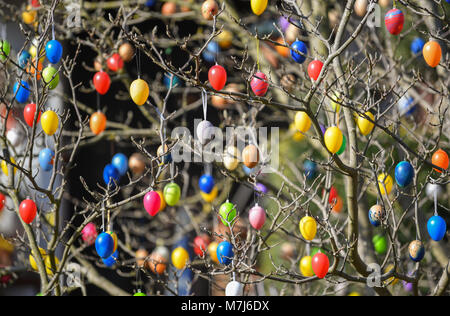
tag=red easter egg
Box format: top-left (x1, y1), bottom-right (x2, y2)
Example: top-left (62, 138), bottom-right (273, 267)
top-left (107, 53), bottom-right (124, 72)
top-left (193, 235), bottom-right (211, 257)
top-left (312, 252), bottom-right (329, 279)
top-left (249, 204), bottom-right (266, 230)
top-left (23, 103), bottom-right (41, 127)
top-left (385, 8), bottom-right (404, 35)
top-left (208, 65), bottom-right (227, 91)
top-left (432, 149), bottom-right (449, 173)
top-left (19, 199), bottom-right (37, 224)
top-left (0, 193), bottom-right (5, 212)
top-left (328, 186), bottom-right (338, 204)
top-left (31, 0), bottom-right (40, 8)
top-left (308, 60), bottom-right (323, 81)
top-left (250, 72), bottom-right (269, 96)
top-left (93, 71), bottom-right (111, 95)
top-left (143, 191), bottom-right (161, 216)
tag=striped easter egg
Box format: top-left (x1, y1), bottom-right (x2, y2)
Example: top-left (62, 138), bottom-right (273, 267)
top-left (250, 72), bottom-right (269, 96)
top-left (385, 8), bottom-right (404, 35)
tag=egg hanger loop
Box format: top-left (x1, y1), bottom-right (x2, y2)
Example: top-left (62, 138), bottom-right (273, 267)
top-left (101, 200), bottom-right (105, 232)
top-left (205, 162), bottom-right (212, 176)
top-left (0, 22), bottom-right (6, 40)
top-left (434, 187), bottom-right (438, 216)
top-left (202, 88), bottom-right (208, 121)
top-left (51, 9), bottom-right (55, 40)
top-left (96, 92), bottom-right (101, 112)
top-left (306, 243), bottom-right (310, 256)
top-left (136, 46), bottom-right (142, 79)
top-left (255, 37), bottom-right (260, 72)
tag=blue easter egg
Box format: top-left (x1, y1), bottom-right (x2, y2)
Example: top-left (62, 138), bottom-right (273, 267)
top-left (395, 161), bottom-right (414, 187)
top-left (291, 41), bottom-right (307, 64)
top-left (303, 160), bottom-right (317, 180)
top-left (427, 216), bottom-right (446, 241)
top-left (199, 174), bottom-right (215, 194)
top-left (203, 42), bottom-right (219, 63)
top-left (145, 0), bottom-right (156, 7)
top-left (112, 153), bottom-right (128, 176)
top-left (410, 37), bottom-right (425, 55)
top-left (164, 73), bottom-right (181, 89)
top-left (398, 95), bottom-right (416, 116)
top-left (217, 241), bottom-right (234, 265)
top-left (13, 80), bottom-right (31, 103)
top-left (103, 164), bottom-right (120, 187)
top-left (95, 232), bottom-right (115, 259)
top-left (18, 51), bottom-right (31, 68)
top-left (39, 148), bottom-right (55, 171)
top-left (45, 40), bottom-right (63, 64)
top-left (368, 205), bottom-right (384, 227)
top-left (408, 241), bottom-right (425, 262)
top-left (102, 250), bottom-right (119, 267)
top-left (243, 165), bottom-right (254, 175)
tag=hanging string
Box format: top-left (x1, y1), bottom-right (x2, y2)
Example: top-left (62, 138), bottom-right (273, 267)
top-left (96, 93), bottom-right (101, 112)
top-left (0, 23), bottom-right (6, 40)
top-left (107, 210), bottom-right (111, 231)
top-left (306, 243), bottom-right (310, 256)
top-left (51, 9), bottom-right (55, 40)
top-left (202, 88), bottom-right (208, 121)
top-left (101, 200), bottom-right (105, 232)
top-left (136, 47), bottom-right (141, 79)
top-left (205, 163), bottom-right (212, 175)
top-left (434, 186), bottom-right (438, 216)
top-left (393, 0), bottom-right (397, 8)
top-left (256, 38), bottom-right (260, 71)
top-left (170, 161), bottom-right (175, 180)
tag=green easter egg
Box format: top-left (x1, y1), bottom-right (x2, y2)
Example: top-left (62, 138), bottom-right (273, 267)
top-left (133, 292), bottom-right (147, 296)
top-left (337, 135), bottom-right (347, 155)
top-left (373, 234), bottom-right (388, 254)
top-left (163, 183), bottom-right (181, 206)
top-left (42, 66), bottom-right (59, 90)
top-left (0, 40), bottom-right (10, 62)
top-left (219, 201), bottom-right (237, 227)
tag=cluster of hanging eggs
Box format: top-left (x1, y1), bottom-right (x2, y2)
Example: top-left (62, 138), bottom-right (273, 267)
top-left (199, 174), bottom-right (218, 203)
top-left (103, 153), bottom-right (128, 188)
top-left (95, 231), bottom-right (119, 267)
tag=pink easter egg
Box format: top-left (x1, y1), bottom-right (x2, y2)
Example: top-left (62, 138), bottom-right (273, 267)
top-left (250, 72), bottom-right (269, 96)
top-left (82, 222), bottom-right (98, 246)
top-left (144, 191), bottom-right (161, 216)
top-left (249, 204), bottom-right (266, 230)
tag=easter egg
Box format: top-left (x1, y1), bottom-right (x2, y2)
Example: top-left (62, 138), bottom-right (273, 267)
top-left (379, 0), bottom-right (389, 7)
top-left (200, 186), bottom-right (218, 203)
top-left (299, 216), bottom-right (317, 241)
top-left (95, 232), bottom-right (114, 259)
top-left (336, 135), bottom-right (347, 155)
top-left (427, 215), bottom-right (446, 242)
top-left (81, 223), bottom-right (98, 246)
top-left (89, 112), bottom-right (107, 135)
top-left (219, 201), bottom-right (237, 226)
top-left (217, 30), bottom-right (233, 49)
top-left (373, 234), bottom-right (388, 254)
top-left (250, 72), bottom-right (269, 97)
top-left (328, 186), bottom-right (338, 204)
top-left (41, 110), bottom-right (59, 136)
top-left (201, 0), bottom-right (219, 20)
top-left (93, 71), bottom-right (111, 95)
top-left (357, 111), bottom-right (375, 136)
top-left (130, 79), bottom-right (149, 106)
top-left (249, 204), bottom-right (266, 230)
top-left (426, 183), bottom-right (444, 200)
top-left (281, 242), bottom-right (295, 260)
top-left (312, 252), bottom-right (329, 279)
top-left (398, 95), bottom-right (416, 116)
top-left (242, 144), bottom-right (259, 169)
top-left (149, 252), bottom-right (167, 274)
top-left (307, 60), bottom-right (323, 81)
top-left (384, 264), bottom-right (399, 286)
top-left (290, 40), bottom-right (307, 64)
top-left (1, 157), bottom-right (16, 176)
top-left (172, 247), bottom-right (189, 269)
top-left (163, 73), bottom-right (182, 89)
top-left (0, 193), bottom-right (5, 212)
top-left (410, 37), bottom-right (425, 55)
top-left (197, 120), bottom-right (215, 145)
top-left (157, 191), bottom-right (165, 211)
top-left (354, 0), bottom-right (368, 17)
top-left (6, 129), bottom-right (21, 147)
top-left (324, 126), bottom-right (343, 154)
top-left (29, 248), bottom-right (46, 271)
top-left (203, 41), bottom-right (219, 63)
top-left (290, 123), bottom-right (304, 141)
top-left (303, 160), bottom-right (317, 180)
top-left (27, 58), bottom-right (43, 80)
top-left (39, 148), bottom-right (55, 172)
top-left (395, 161), bottom-right (414, 187)
top-left (208, 241), bottom-right (220, 263)
top-left (129, 153), bottom-right (146, 174)
top-left (281, 74), bottom-right (296, 93)
top-left (199, 174), bottom-right (215, 194)
top-left (285, 24), bottom-right (300, 43)
top-left (431, 149), bottom-right (448, 173)
top-left (112, 153), bottom-right (128, 176)
top-left (103, 164), bottom-right (120, 187)
top-left (13, 81), bottom-right (31, 103)
top-left (0, 40), bottom-right (10, 62)
top-left (224, 146), bottom-right (240, 171)
top-left (42, 66), bottom-right (59, 90)
top-left (226, 281), bottom-right (244, 296)
top-left (251, 0), bottom-right (268, 16)
top-left (134, 292), bottom-right (147, 296)
top-left (300, 256), bottom-right (314, 277)
top-left (136, 249), bottom-right (149, 267)
top-left (107, 231), bottom-right (118, 253)
top-left (217, 241), bottom-right (233, 265)
top-left (119, 43), bottom-right (135, 62)
top-left (255, 183), bottom-right (267, 196)
top-left (45, 40), bottom-right (63, 64)
top-left (19, 199), bottom-right (37, 224)
top-left (18, 51), bottom-right (31, 69)
top-left (294, 111), bottom-right (311, 133)
top-left (408, 240), bottom-right (425, 262)
top-left (385, 8), bottom-right (404, 35)
top-left (103, 250), bottom-right (119, 268)
top-left (157, 144), bottom-right (172, 164)
top-left (144, 191), bottom-right (161, 216)
top-left (275, 38), bottom-right (290, 58)
top-left (23, 103), bottom-right (41, 127)
top-left (22, 5), bottom-right (37, 24)
top-left (368, 204), bottom-right (384, 227)
top-left (330, 91), bottom-right (341, 112)
top-left (208, 65), bottom-right (227, 91)
top-left (163, 183), bottom-right (181, 206)
top-left (378, 173), bottom-right (393, 195)
top-left (193, 235), bottom-right (210, 257)
top-left (161, 2), bottom-right (177, 15)
top-left (332, 196), bottom-right (344, 213)
top-left (423, 41), bottom-right (441, 68)
top-left (107, 53), bottom-right (124, 72)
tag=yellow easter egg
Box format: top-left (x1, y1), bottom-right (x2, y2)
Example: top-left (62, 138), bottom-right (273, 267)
top-left (223, 146), bottom-right (240, 171)
top-left (157, 190), bottom-right (166, 211)
top-left (324, 126), bottom-right (343, 154)
top-left (201, 186), bottom-right (218, 203)
top-left (378, 173), bottom-right (393, 195)
top-left (299, 216), bottom-right (317, 241)
top-left (290, 123), bottom-right (304, 142)
top-left (208, 241), bottom-right (219, 264)
top-left (172, 247), bottom-right (189, 270)
top-left (107, 231), bottom-right (118, 253)
top-left (22, 6), bottom-right (37, 25)
top-left (384, 264), bottom-right (399, 286)
top-left (348, 292), bottom-right (361, 296)
top-left (251, 0), bottom-right (268, 16)
top-left (29, 248), bottom-right (46, 271)
top-left (294, 111), bottom-right (311, 133)
top-left (44, 255), bottom-right (59, 276)
top-left (299, 256), bottom-right (314, 277)
top-left (1, 156), bottom-right (16, 176)
top-left (130, 79), bottom-right (149, 106)
top-left (330, 91), bottom-right (341, 112)
top-left (357, 111), bottom-right (375, 136)
top-left (41, 110), bottom-right (59, 136)
top-left (217, 30), bottom-right (232, 49)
